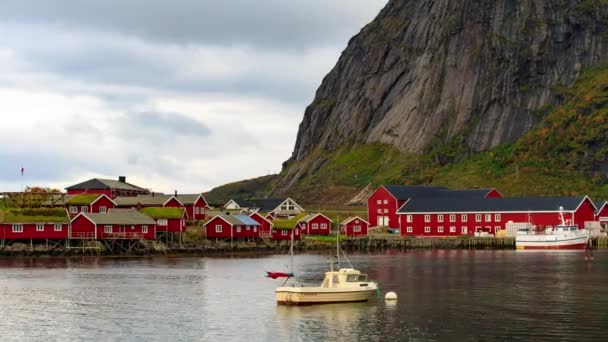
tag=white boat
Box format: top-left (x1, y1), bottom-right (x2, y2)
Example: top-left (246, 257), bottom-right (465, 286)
top-left (516, 207), bottom-right (590, 250)
top-left (271, 228), bottom-right (378, 306)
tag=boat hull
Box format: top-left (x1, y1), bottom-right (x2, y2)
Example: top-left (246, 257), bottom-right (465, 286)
top-left (276, 287), bottom-right (376, 306)
top-left (516, 236), bottom-right (589, 250)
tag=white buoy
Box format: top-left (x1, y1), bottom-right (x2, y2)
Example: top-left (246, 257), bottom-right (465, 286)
top-left (385, 291), bottom-right (398, 301)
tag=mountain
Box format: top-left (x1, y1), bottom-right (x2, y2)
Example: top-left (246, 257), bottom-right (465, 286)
top-left (206, 0), bottom-right (608, 206)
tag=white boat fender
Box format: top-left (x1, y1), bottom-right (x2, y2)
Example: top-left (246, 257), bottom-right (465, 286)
top-left (385, 292), bottom-right (398, 301)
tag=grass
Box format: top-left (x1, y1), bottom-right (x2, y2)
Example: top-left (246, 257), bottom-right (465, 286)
top-left (272, 213), bottom-right (308, 229)
top-left (141, 207), bottom-right (185, 219)
top-left (67, 194), bottom-right (103, 205)
top-left (1, 208), bottom-right (69, 223)
top-left (303, 235), bottom-right (347, 243)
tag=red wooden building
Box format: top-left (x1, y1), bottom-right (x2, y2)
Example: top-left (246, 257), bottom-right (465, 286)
top-left (298, 213), bottom-right (333, 236)
top-left (116, 193), bottom-right (207, 220)
top-left (249, 212), bottom-right (273, 237)
top-left (204, 214), bottom-right (261, 239)
top-left (66, 176), bottom-right (150, 198)
top-left (397, 196), bottom-right (597, 237)
top-left (0, 208), bottom-right (70, 240)
top-left (268, 215), bottom-right (302, 241)
top-left (140, 207), bottom-right (186, 233)
top-left (596, 201), bottom-right (608, 229)
top-left (367, 185), bottom-right (503, 229)
top-left (70, 209), bottom-right (157, 240)
top-left (65, 194), bottom-right (116, 216)
top-left (340, 216), bottom-right (369, 237)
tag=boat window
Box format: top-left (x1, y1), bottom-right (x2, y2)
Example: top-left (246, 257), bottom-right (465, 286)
top-left (332, 275), bottom-right (340, 286)
top-left (346, 275), bottom-right (359, 282)
top-left (359, 275), bottom-right (368, 281)
top-left (322, 278), bottom-right (329, 288)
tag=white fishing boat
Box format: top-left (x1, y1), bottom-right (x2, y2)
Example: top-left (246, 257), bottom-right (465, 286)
top-left (516, 207), bottom-right (590, 250)
top-left (269, 228), bottom-right (378, 306)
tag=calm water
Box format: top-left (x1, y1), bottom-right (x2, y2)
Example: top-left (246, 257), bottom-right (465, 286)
top-left (0, 250), bottom-right (607, 341)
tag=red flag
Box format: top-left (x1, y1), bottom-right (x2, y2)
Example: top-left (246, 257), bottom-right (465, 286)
top-left (20, 167), bottom-right (24, 176)
top-left (266, 272), bottom-right (294, 279)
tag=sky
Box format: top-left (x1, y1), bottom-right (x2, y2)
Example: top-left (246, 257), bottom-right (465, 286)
top-left (0, 0), bottom-right (388, 194)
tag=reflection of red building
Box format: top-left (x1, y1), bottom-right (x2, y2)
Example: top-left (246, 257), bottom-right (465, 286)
top-left (340, 216), bottom-right (369, 237)
top-left (66, 176), bottom-right (150, 198)
top-left (398, 196), bottom-right (596, 237)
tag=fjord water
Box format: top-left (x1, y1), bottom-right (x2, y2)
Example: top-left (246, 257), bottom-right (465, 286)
top-left (1, 251), bottom-right (607, 341)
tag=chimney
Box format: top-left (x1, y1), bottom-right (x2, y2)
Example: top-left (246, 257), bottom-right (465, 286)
top-left (119, 176), bottom-right (126, 183)
top-left (174, 190), bottom-right (178, 197)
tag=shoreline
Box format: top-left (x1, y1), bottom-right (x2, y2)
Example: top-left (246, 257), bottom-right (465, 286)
top-left (1, 236), bottom-right (606, 258)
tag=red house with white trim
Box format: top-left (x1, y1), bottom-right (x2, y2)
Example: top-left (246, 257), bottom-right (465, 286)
top-left (397, 196), bottom-right (597, 237)
top-left (268, 215), bottom-right (302, 241)
top-left (596, 201), bottom-right (608, 228)
top-left (0, 208), bottom-right (70, 240)
top-left (140, 207), bottom-right (187, 233)
top-left (116, 193), bottom-right (207, 220)
top-left (66, 176), bottom-right (150, 198)
top-left (340, 216), bottom-right (369, 237)
top-left (204, 214), bottom-right (261, 239)
top-left (70, 209), bottom-right (157, 240)
top-left (249, 212), bottom-right (273, 237)
top-left (368, 185), bottom-right (503, 229)
top-left (298, 213), bottom-right (333, 236)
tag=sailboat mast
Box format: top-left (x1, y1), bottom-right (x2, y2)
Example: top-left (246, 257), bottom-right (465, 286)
top-left (336, 217), bottom-right (340, 270)
top-left (290, 226), bottom-right (294, 273)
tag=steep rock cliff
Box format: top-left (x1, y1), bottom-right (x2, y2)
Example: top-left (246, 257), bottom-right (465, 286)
top-left (292, 0), bottom-right (608, 162)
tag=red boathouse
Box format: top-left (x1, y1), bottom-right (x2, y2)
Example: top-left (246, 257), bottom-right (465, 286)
top-left (340, 216), bottom-right (369, 237)
top-left (70, 209), bottom-right (157, 240)
top-left (204, 214), bottom-right (261, 239)
top-left (140, 207), bottom-right (187, 233)
top-left (0, 208), bottom-right (70, 240)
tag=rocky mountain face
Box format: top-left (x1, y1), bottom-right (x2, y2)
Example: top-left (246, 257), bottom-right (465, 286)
top-left (291, 0), bottom-right (608, 161)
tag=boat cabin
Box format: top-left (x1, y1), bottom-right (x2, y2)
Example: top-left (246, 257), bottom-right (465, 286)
top-left (320, 268), bottom-right (371, 289)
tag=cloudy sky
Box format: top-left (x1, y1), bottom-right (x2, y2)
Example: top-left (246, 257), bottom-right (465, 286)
top-left (0, 0), bottom-right (387, 193)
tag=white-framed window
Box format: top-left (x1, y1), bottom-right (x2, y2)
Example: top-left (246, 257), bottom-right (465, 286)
top-left (81, 206), bottom-right (88, 213)
top-left (54, 224), bottom-right (62, 232)
top-left (476, 214), bottom-right (482, 222)
top-left (312, 223), bottom-right (319, 230)
top-left (424, 226), bottom-right (431, 233)
top-left (495, 226), bottom-right (501, 233)
top-left (450, 226), bottom-right (456, 233)
top-left (12, 224), bottom-right (23, 233)
top-left (246, 226), bottom-right (250, 231)
top-left (104, 225), bottom-right (112, 233)
top-left (69, 206), bottom-right (78, 214)
top-left (383, 208), bottom-right (389, 214)
top-left (461, 226), bottom-right (468, 234)
top-left (383, 200), bottom-right (388, 204)
top-left (424, 215), bottom-right (431, 223)
top-left (450, 214), bottom-right (456, 222)
top-left (253, 227), bottom-right (257, 233)
top-left (376, 200), bottom-right (381, 205)
top-left (438, 214), bottom-right (444, 222)
top-left (438, 226), bottom-right (444, 233)
top-left (282, 230), bottom-right (288, 236)
top-left (236, 227), bottom-right (241, 233)
top-left (99, 206), bottom-right (107, 214)
top-left (476, 226), bottom-right (482, 232)
top-left (495, 214), bottom-right (501, 222)
top-left (462, 214), bottom-right (468, 222)
top-left (353, 225), bottom-right (361, 232)
top-left (215, 225), bottom-right (222, 233)
top-left (377, 209), bottom-right (382, 214)
top-left (288, 205), bottom-right (294, 210)
top-left (36, 224), bottom-right (44, 232)
top-left (195, 207), bottom-right (200, 214)
top-left (321, 223), bottom-right (328, 230)
top-left (158, 219), bottom-right (168, 226)
top-left (407, 215), bottom-right (413, 223)
top-left (485, 214), bottom-right (492, 222)
top-left (142, 225), bottom-right (148, 234)
top-left (407, 226), bottom-right (413, 233)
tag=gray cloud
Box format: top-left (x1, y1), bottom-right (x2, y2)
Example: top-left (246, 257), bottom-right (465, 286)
top-left (0, 0), bottom-right (387, 49)
top-left (120, 111), bottom-right (211, 141)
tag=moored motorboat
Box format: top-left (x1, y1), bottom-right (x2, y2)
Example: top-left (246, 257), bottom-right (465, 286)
top-left (516, 207), bottom-right (590, 250)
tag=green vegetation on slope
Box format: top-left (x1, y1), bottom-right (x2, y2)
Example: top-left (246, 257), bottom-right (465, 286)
top-left (205, 65), bottom-right (608, 204)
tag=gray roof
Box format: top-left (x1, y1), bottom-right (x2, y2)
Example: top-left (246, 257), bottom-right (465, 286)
top-left (66, 178), bottom-right (148, 192)
top-left (209, 214), bottom-right (261, 226)
top-left (83, 209), bottom-right (156, 225)
top-left (383, 185), bottom-right (448, 200)
top-left (340, 216), bottom-right (368, 225)
top-left (397, 196), bottom-right (589, 213)
top-left (115, 195), bottom-right (174, 206)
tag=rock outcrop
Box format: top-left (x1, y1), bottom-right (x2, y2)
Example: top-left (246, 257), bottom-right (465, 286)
top-left (291, 0), bottom-right (608, 162)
